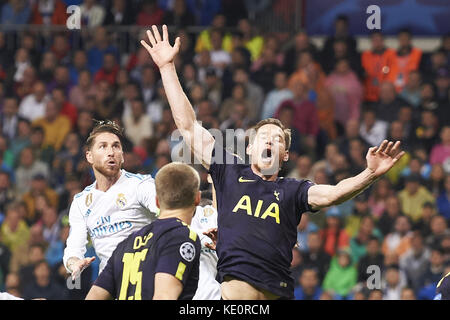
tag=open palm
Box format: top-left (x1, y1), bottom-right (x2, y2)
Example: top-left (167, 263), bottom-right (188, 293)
top-left (366, 140), bottom-right (405, 177)
top-left (140, 25), bottom-right (180, 69)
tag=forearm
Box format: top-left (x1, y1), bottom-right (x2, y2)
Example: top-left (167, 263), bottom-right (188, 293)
top-left (331, 168), bottom-right (378, 205)
top-left (159, 63), bottom-right (197, 132)
top-left (309, 168), bottom-right (378, 210)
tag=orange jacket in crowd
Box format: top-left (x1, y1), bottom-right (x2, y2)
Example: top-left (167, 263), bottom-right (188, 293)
top-left (392, 47), bottom-right (422, 91)
top-left (361, 48), bottom-right (397, 102)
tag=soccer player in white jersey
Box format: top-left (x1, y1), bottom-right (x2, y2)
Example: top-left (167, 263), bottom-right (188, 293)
top-left (191, 191), bottom-right (221, 300)
top-left (63, 120), bottom-right (158, 279)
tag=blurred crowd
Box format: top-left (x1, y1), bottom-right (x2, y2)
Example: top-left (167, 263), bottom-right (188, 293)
top-left (0, 0), bottom-right (449, 300)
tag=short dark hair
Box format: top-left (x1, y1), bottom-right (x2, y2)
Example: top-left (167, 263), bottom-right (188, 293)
top-left (86, 120), bottom-right (124, 150)
top-left (251, 118), bottom-right (291, 151)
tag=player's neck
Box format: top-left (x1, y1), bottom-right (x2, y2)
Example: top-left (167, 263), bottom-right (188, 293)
top-left (94, 170), bottom-right (122, 192)
top-left (250, 164), bottom-right (279, 181)
top-left (159, 207), bottom-right (196, 225)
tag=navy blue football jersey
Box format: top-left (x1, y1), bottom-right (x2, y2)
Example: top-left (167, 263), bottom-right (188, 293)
top-left (435, 272), bottom-right (450, 300)
top-left (208, 146), bottom-right (316, 299)
top-left (94, 218), bottom-right (201, 300)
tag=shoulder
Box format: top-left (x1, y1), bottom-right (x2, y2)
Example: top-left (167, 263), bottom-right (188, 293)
top-left (123, 171), bottom-right (155, 187)
top-left (72, 182), bottom-right (96, 203)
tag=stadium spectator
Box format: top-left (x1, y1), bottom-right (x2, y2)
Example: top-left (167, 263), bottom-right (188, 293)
top-left (283, 30), bottom-right (319, 75)
top-left (414, 202), bottom-right (437, 237)
top-left (344, 193), bottom-right (370, 238)
top-left (294, 267), bottom-right (322, 300)
top-left (136, 0), bottom-right (164, 27)
top-left (322, 249), bottom-right (357, 299)
top-left (349, 215), bottom-right (382, 264)
top-left (430, 126), bottom-right (450, 166)
top-left (399, 70), bottom-right (422, 108)
top-left (0, 170), bottom-right (14, 214)
top-left (86, 26), bottom-right (119, 75)
top-left (0, 96), bottom-right (23, 141)
top-left (426, 215), bottom-right (448, 248)
top-left (359, 107), bottom-right (388, 147)
top-left (275, 77), bottom-right (319, 141)
top-left (32, 99), bottom-right (71, 152)
top-left (400, 287), bottom-right (416, 300)
top-left (398, 173), bottom-right (435, 223)
top-left (14, 147), bottom-right (50, 196)
top-left (68, 51), bottom-right (88, 85)
top-left (22, 260), bottom-right (68, 299)
top-left (0, 0), bottom-right (31, 26)
top-left (382, 215), bottom-right (413, 259)
top-left (21, 174), bottom-right (59, 225)
top-left (260, 71), bottom-right (293, 120)
top-left (382, 265), bottom-right (407, 300)
top-left (436, 175), bottom-right (450, 220)
top-left (361, 31), bottom-right (397, 102)
top-left (399, 231), bottom-right (430, 292)
top-left (325, 58), bottom-right (363, 128)
top-left (80, 0), bottom-right (105, 27)
top-left (219, 83), bottom-right (255, 122)
top-left (162, 0), bottom-right (195, 28)
top-left (93, 53), bottom-right (119, 86)
top-left (320, 206), bottom-right (350, 257)
top-left (31, 0), bottom-right (67, 25)
top-left (302, 231), bottom-right (331, 285)
top-left (103, 0), bottom-right (135, 26)
top-left (357, 236), bottom-right (384, 283)
top-left (17, 243), bottom-right (46, 287)
top-left (423, 246), bottom-right (446, 287)
top-left (0, 203), bottom-right (30, 270)
top-left (123, 98), bottom-right (153, 147)
top-left (392, 29), bottom-right (423, 92)
top-left (69, 70), bottom-right (97, 110)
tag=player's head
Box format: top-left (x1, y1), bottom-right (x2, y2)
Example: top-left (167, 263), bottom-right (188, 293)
top-left (247, 118), bottom-right (291, 176)
top-left (155, 162), bottom-right (201, 212)
top-left (85, 120), bottom-right (124, 178)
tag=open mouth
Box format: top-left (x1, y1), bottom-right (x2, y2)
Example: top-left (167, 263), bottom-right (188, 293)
top-left (261, 148), bottom-right (273, 163)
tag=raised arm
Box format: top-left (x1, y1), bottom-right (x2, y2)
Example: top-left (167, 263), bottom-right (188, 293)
top-left (308, 140), bottom-right (405, 211)
top-left (141, 25), bottom-right (215, 169)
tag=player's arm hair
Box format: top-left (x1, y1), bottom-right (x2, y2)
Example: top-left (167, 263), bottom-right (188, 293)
top-left (307, 168), bottom-right (377, 211)
top-left (153, 272), bottom-right (183, 300)
top-left (85, 285), bottom-right (113, 300)
top-left (159, 63), bottom-right (215, 169)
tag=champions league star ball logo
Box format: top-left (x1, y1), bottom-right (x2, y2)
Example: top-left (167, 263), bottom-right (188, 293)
top-left (180, 242), bottom-right (196, 262)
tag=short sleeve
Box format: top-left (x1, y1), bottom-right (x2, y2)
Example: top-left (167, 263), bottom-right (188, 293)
top-left (137, 175), bottom-right (158, 214)
top-left (153, 229), bottom-right (200, 286)
top-left (296, 180), bottom-right (318, 213)
top-left (93, 252), bottom-right (116, 296)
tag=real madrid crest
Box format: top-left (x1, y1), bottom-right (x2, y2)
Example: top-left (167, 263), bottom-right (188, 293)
top-left (116, 193), bottom-right (127, 208)
top-left (85, 193), bottom-right (93, 207)
top-left (203, 206), bottom-right (214, 217)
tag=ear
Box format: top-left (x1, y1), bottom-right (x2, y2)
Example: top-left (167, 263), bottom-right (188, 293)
top-left (194, 191), bottom-right (201, 206)
top-left (283, 149), bottom-right (289, 162)
top-left (246, 143), bottom-right (252, 156)
top-left (86, 150), bottom-right (93, 165)
top-left (155, 196), bottom-right (160, 209)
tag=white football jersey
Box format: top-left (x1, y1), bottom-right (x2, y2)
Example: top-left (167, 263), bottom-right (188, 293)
top-left (190, 205), bottom-right (221, 300)
top-left (63, 170), bottom-right (158, 274)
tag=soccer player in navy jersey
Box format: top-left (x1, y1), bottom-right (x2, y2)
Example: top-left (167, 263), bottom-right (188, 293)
top-left (85, 163), bottom-right (201, 300)
top-left (141, 25), bottom-right (405, 300)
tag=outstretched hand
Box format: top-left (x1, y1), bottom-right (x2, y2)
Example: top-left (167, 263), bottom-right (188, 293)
top-left (140, 25), bottom-right (181, 70)
top-left (366, 140), bottom-right (405, 178)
